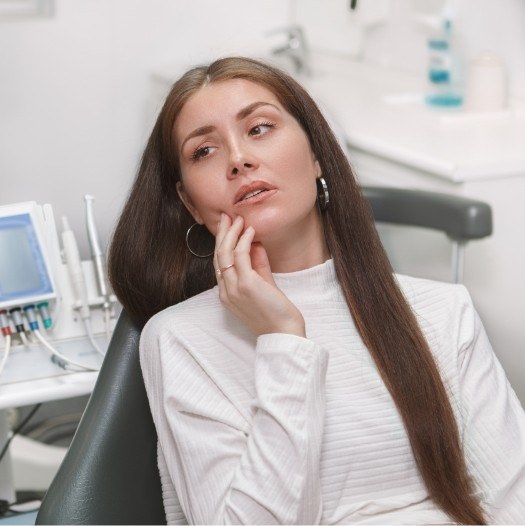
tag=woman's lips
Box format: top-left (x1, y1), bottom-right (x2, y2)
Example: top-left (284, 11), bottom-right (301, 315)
top-left (234, 188), bottom-right (277, 208)
top-left (233, 181), bottom-right (277, 206)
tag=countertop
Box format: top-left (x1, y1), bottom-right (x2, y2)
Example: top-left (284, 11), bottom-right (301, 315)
top-left (304, 53), bottom-right (525, 183)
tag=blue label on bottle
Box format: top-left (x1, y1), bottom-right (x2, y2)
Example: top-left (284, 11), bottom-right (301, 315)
top-left (429, 69), bottom-right (450, 84)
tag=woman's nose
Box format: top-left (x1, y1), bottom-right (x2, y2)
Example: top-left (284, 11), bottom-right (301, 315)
top-left (231, 162), bottom-right (254, 177)
top-left (228, 146), bottom-right (258, 178)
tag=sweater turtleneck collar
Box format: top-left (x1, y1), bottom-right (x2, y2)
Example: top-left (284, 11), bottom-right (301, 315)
top-left (272, 258), bottom-right (338, 304)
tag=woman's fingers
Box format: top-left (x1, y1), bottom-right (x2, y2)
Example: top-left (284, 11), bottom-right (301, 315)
top-left (211, 214), bottom-right (305, 336)
top-left (214, 216), bottom-right (268, 286)
top-left (214, 214), bottom-right (247, 297)
top-left (216, 215), bottom-right (243, 270)
top-left (250, 242), bottom-right (275, 285)
top-left (214, 213), bottom-right (230, 268)
top-left (232, 225), bottom-right (256, 278)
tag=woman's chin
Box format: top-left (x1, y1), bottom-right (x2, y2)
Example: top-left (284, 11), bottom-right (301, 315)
top-left (250, 227), bottom-right (290, 249)
top-left (245, 220), bottom-right (279, 243)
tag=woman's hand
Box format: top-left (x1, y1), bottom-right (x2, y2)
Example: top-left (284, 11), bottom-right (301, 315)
top-left (214, 214), bottom-right (306, 337)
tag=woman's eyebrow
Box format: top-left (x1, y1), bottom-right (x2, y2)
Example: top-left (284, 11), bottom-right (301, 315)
top-left (180, 125), bottom-right (215, 152)
top-left (236, 101), bottom-right (280, 120)
top-left (180, 102), bottom-right (281, 152)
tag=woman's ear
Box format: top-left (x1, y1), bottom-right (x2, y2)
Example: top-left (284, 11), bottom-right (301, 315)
top-left (176, 182), bottom-right (204, 224)
top-left (314, 159), bottom-right (322, 179)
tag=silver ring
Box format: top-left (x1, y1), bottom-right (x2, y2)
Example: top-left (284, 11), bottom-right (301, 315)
top-left (216, 263), bottom-right (234, 276)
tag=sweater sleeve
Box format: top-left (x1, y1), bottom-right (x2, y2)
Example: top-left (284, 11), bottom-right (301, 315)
top-left (140, 323), bottom-right (329, 525)
top-left (456, 288), bottom-right (525, 523)
top-left (157, 442), bottom-right (188, 524)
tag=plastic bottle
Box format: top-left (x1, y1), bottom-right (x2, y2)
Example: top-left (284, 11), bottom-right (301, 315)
top-left (425, 19), bottom-right (463, 107)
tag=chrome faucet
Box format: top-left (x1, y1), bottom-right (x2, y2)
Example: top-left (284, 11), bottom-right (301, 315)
top-left (268, 25), bottom-right (311, 76)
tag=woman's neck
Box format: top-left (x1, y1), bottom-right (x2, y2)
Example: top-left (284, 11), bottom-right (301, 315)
top-left (262, 215), bottom-right (330, 273)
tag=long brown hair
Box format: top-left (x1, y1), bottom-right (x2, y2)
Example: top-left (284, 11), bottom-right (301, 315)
top-left (108, 56), bottom-right (485, 524)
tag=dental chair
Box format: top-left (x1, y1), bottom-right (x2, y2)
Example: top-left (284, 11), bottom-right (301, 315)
top-left (36, 186), bottom-right (492, 525)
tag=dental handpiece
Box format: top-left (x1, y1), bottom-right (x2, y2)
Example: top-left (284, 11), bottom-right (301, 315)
top-left (84, 195), bottom-right (110, 308)
top-left (62, 216), bottom-right (90, 320)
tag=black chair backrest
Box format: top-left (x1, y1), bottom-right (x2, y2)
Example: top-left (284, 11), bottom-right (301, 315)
top-left (36, 311), bottom-right (166, 525)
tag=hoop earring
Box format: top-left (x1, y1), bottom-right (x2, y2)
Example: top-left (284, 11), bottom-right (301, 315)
top-left (316, 176), bottom-right (330, 212)
top-left (185, 223), bottom-right (214, 258)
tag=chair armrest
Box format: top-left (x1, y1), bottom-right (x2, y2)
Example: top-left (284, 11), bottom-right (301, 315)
top-left (361, 185), bottom-right (493, 241)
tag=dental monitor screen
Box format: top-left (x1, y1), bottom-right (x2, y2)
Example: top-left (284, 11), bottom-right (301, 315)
top-left (0, 212), bottom-right (55, 308)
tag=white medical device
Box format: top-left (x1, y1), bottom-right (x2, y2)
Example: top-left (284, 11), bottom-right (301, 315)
top-left (0, 199), bottom-right (117, 382)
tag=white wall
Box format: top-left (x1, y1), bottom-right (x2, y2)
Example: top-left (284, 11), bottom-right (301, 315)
top-left (293, 0), bottom-right (525, 100)
top-left (0, 0), bottom-right (291, 256)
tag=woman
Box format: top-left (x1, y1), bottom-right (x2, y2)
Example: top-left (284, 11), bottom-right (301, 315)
top-left (108, 57), bottom-right (525, 524)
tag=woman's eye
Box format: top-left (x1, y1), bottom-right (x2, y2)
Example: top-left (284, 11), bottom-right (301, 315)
top-left (249, 122), bottom-right (275, 136)
top-left (191, 146), bottom-right (213, 161)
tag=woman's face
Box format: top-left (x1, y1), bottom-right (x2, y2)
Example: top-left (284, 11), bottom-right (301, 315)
top-left (174, 78), bottom-right (322, 245)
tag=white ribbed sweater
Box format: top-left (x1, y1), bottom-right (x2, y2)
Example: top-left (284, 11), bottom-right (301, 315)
top-left (140, 260), bottom-right (525, 524)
